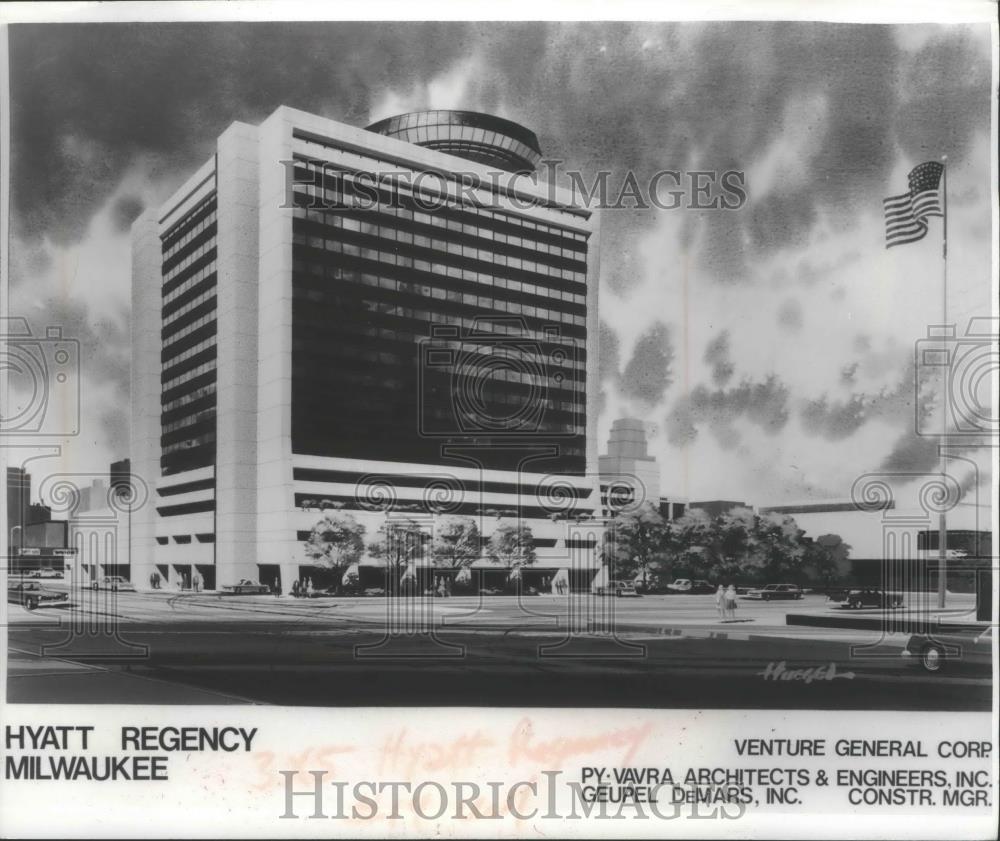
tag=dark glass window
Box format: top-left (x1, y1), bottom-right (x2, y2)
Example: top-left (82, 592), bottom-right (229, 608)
top-left (160, 194), bottom-right (218, 476)
top-left (288, 170), bottom-right (588, 474)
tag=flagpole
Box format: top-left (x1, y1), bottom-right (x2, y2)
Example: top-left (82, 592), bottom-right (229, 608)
top-left (937, 155), bottom-right (948, 610)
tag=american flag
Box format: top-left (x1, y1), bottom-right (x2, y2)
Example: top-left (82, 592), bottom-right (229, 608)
top-left (883, 161), bottom-right (944, 248)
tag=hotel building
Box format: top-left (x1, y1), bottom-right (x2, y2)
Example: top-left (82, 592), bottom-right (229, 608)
top-left (130, 107), bottom-right (601, 591)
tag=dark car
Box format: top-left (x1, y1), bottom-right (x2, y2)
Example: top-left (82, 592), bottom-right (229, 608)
top-left (594, 579), bottom-right (641, 597)
top-left (665, 579), bottom-right (714, 594)
top-left (746, 583), bottom-right (804, 601)
top-left (220, 578), bottom-right (271, 595)
top-left (830, 588), bottom-right (904, 609)
top-left (7, 581), bottom-right (70, 611)
top-left (903, 626), bottom-right (991, 673)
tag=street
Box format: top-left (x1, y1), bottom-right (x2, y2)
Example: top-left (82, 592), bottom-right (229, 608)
top-left (5, 587), bottom-right (991, 709)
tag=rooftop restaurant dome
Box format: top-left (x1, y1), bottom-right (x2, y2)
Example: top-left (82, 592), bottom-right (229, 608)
top-left (365, 110), bottom-right (542, 174)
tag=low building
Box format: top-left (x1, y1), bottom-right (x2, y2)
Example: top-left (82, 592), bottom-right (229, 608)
top-left (758, 498), bottom-right (992, 594)
top-left (6, 466), bottom-right (75, 573)
top-left (688, 500), bottom-right (749, 518)
top-left (57, 463), bottom-right (136, 584)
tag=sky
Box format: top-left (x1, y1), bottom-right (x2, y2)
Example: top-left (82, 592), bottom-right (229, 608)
top-left (6, 20), bottom-right (996, 507)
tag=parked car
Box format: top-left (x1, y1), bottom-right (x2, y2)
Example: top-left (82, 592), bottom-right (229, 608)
top-left (220, 579), bottom-right (271, 595)
top-left (8, 581), bottom-right (70, 610)
top-left (745, 583), bottom-right (804, 601)
top-left (28, 568), bottom-right (63, 579)
top-left (90, 575), bottom-right (136, 592)
top-left (594, 579), bottom-right (641, 597)
top-left (829, 587), bottom-right (904, 609)
top-left (666, 579), bottom-right (714, 594)
top-left (902, 626), bottom-right (991, 674)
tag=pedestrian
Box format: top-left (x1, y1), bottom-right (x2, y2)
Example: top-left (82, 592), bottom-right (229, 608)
top-left (715, 584), bottom-right (726, 619)
top-left (150, 572), bottom-right (156, 590)
top-left (292, 580), bottom-right (300, 598)
top-left (725, 584), bottom-right (738, 620)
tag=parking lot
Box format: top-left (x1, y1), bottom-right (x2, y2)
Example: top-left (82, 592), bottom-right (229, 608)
top-left (6, 581), bottom-right (982, 634)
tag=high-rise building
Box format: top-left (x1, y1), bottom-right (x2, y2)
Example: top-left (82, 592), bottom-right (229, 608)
top-left (597, 418), bottom-right (686, 519)
top-left (6, 466), bottom-right (31, 550)
top-left (598, 418), bottom-right (660, 508)
top-left (5, 466), bottom-right (72, 573)
top-left (130, 106), bottom-right (600, 591)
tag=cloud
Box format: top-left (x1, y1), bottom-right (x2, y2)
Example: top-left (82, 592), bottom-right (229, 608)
top-left (666, 375), bottom-right (790, 450)
top-left (6, 174), bottom-right (153, 472)
top-left (110, 195), bottom-right (145, 234)
top-left (777, 298), bottom-right (803, 332)
top-left (801, 394), bottom-right (868, 440)
top-left (7, 21), bottom-right (994, 506)
top-left (596, 319), bottom-right (621, 417)
top-left (704, 331), bottom-right (734, 386)
top-left (10, 22), bottom-right (476, 244)
top-left (879, 430), bottom-right (939, 473)
top-left (620, 321), bottom-right (674, 407)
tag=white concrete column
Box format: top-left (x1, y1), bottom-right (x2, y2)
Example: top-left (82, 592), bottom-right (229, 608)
top-left (129, 209), bottom-right (162, 587)
top-left (214, 122), bottom-right (261, 587)
top-left (256, 108), bottom-right (298, 573)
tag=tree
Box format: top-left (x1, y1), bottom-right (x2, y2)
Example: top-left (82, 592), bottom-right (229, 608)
top-left (804, 534), bottom-right (851, 586)
top-left (661, 507), bottom-right (806, 585)
top-left (368, 518), bottom-right (429, 593)
top-left (750, 512), bottom-right (808, 583)
top-left (304, 512), bottom-right (366, 576)
top-left (661, 507), bottom-right (729, 582)
top-left (603, 502), bottom-right (671, 585)
top-left (431, 516), bottom-right (481, 569)
top-left (486, 521), bottom-right (536, 569)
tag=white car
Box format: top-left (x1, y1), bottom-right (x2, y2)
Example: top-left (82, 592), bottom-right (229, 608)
top-left (90, 575), bottom-right (136, 592)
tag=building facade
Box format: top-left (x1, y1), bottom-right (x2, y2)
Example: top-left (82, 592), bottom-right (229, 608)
top-left (130, 107), bottom-right (601, 591)
top-left (5, 466), bottom-right (75, 573)
top-left (596, 419), bottom-right (687, 520)
top-left (758, 499), bottom-right (992, 593)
